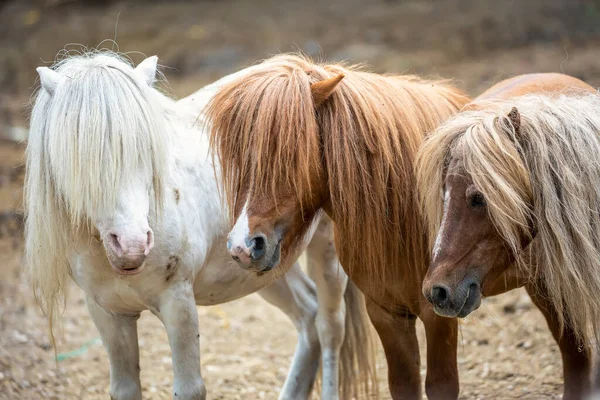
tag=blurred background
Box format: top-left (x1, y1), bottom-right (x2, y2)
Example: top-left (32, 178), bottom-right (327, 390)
top-left (1, 0), bottom-right (600, 398)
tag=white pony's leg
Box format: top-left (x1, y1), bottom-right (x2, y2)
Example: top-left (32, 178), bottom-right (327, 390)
top-left (155, 282), bottom-right (206, 400)
top-left (306, 217), bottom-right (347, 400)
top-left (86, 296), bottom-right (142, 400)
top-left (258, 262), bottom-right (320, 400)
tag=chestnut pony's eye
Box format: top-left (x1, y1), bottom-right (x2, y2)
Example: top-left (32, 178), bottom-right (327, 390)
top-left (471, 192), bottom-right (486, 208)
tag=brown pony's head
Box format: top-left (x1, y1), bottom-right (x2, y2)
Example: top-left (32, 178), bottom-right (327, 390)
top-left (419, 92), bottom-right (600, 351)
top-left (417, 106), bottom-right (534, 318)
top-left (206, 56), bottom-right (343, 272)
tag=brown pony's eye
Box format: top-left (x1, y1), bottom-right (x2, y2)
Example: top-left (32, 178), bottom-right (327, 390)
top-left (470, 192), bottom-right (486, 208)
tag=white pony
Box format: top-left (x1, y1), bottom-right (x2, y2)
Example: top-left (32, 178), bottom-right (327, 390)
top-left (26, 51), bottom-right (376, 400)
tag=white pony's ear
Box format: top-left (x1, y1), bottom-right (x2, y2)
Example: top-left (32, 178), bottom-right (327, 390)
top-left (134, 55), bottom-right (158, 85)
top-left (37, 67), bottom-right (62, 95)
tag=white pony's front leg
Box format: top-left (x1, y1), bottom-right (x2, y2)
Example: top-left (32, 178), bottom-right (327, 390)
top-left (86, 296), bottom-right (142, 400)
top-left (306, 218), bottom-right (347, 400)
top-left (156, 282), bottom-right (206, 400)
top-left (258, 263), bottom-right (320, 400)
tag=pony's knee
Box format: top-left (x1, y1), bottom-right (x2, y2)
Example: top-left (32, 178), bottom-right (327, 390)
top-left (316, 305), bottom-right (346, 349)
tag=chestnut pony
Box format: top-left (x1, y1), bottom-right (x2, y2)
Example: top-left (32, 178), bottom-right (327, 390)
top-left (207, 54), bottom-right (470, 399)
top-left (417, 73), bottom-right (598, 399)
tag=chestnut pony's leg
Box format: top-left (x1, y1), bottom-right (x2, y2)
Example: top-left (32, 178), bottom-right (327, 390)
top-left (526, 282), bottom-right (591, 400)
top-left (420, 302), bottom-right (459, 400)
top-left (366, 299), bottom-right (421, 400)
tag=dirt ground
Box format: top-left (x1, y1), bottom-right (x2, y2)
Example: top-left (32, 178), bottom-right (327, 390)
top-left (0, 141), bottom-right (565, 400)
top-left (2, 0), bottom-right (600, 399)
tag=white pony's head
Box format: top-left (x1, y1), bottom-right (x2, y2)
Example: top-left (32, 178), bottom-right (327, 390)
top-left (26, 51), bottom-right (169, 334)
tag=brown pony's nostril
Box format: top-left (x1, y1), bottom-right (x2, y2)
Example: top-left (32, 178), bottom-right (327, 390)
top-left (431, 284), bottom-right (451, 307)
top-left (469, 281), bottom-right (479, 293)
top-left (248, 234), bottom-right (267, 260)
top-left (253, 236), bottom-right (265, 251)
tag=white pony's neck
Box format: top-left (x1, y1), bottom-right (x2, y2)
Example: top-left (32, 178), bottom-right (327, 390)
top-left (171, 63), bottom-right (262, 183)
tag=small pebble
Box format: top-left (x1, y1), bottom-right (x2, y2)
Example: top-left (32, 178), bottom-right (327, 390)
top-left (12, 330), bottom-right (28, 344)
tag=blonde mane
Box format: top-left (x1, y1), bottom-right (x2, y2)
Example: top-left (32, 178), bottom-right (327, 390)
top-left (417, 93), bottom-right (600, 345)
top-left (26, 51), bottom-right (170, 346)
top-left (207, 53), bottom-right (469, 288)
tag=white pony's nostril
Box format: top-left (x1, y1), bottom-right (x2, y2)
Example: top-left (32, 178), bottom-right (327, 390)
top-left (109, 233), bottom-right (123, 256)
top-left (145, 230), bottom-right (155, 255)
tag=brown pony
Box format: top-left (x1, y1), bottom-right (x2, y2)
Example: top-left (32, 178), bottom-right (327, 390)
top-left (417, 73), bottom-right (597, 399)
top-left (207, 53), bottom-right (470, 399)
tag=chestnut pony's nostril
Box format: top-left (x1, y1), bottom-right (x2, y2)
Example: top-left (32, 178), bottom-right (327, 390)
top-left (253, 236), bottom-right (265, 251)
top-left (431, 284), bottom-right (450, 307)
top-left (248, 234), bottom-right (267, 260)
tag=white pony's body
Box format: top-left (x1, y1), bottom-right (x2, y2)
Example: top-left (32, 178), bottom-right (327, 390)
top-left (27, 53), bottom-right (374, 400)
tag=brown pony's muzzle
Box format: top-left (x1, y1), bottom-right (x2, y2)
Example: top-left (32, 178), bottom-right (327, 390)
top-left (424, 275), bottom-right (482, 318)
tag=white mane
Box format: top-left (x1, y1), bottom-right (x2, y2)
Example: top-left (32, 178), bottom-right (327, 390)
top-left (25, 51), bottom-right (170, 341)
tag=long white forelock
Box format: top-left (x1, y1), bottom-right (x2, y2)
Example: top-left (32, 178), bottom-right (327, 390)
top-left (32, 52), bottom-right (170, 225)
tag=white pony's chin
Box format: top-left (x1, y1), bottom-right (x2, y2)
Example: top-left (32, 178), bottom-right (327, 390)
top-left (110, 262), bottom-right (146, 276)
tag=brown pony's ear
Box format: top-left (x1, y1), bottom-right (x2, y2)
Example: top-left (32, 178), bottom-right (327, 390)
top-left (310, 73), bottom-right (344, 107)
top-left (507, 106), bottom-right (521, 137)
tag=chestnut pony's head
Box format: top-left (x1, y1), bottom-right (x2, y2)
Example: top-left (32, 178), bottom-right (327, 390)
top-left (418, 106), bottom-right (533, 318)
top-left (207, 56), bottom-right (341, 272)
top-left (417, 93), bottom-right (600, 345)
top-left (207, 54), bottom-right (468, 279)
